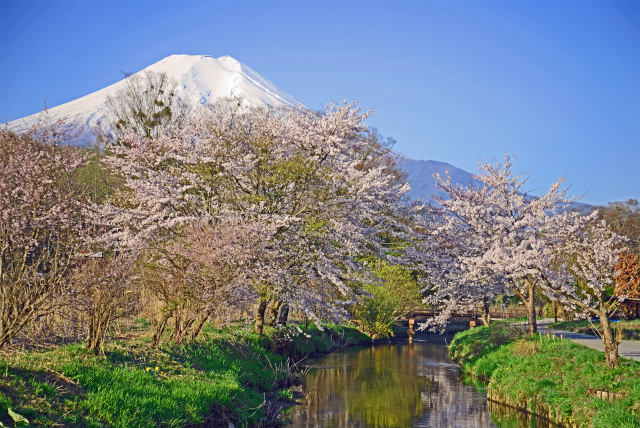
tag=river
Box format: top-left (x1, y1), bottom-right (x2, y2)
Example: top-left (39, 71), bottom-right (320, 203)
top-left (285, 338), bottom-right (501, 428)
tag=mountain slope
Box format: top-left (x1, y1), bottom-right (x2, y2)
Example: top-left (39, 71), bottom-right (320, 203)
top-left (6, 54), bottom-right (300, 140)
top-left (395, 154), bottom-right (479, 202)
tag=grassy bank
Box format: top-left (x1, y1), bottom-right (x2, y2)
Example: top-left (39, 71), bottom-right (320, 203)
top-left (450, 323), bottom-right (640, 427)
top-left (0, 321), bottom-right (369, 427)
top-left (551, 319), bottom-right (640, 341)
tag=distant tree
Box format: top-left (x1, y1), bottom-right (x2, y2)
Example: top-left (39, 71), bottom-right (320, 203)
top-left (599, 199), bottom-right (640, 254)
top-left (615, 252), bottom-right (640, 318)
top-left (353, 259), bottom-right (422, 339)
top-left (103, 71), bottom-right (190, 141)
top-left (615, 252), bottom-right (640, 299)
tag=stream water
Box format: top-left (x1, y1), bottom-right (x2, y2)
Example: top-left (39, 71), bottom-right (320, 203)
top-left (285, 338), bottom-right (502, 428)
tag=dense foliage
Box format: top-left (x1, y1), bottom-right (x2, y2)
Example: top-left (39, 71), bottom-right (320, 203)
top-left (0, 127), bottom-right (91, 349)
top-left (353, 260), bottom-right (422, 338)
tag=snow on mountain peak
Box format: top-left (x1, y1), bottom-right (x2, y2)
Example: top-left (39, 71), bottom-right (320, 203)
top-left (6, 54), bottom-right (301, 141)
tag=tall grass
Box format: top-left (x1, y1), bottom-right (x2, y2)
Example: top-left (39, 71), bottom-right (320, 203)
top-left (0, 322), bottom-right (369, 427)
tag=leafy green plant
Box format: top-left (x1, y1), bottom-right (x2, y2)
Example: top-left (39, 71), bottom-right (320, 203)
top-left (353, 260), bottom-right (421, 339)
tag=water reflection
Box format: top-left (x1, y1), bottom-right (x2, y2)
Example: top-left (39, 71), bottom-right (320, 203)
top-left (286, 340), bottom-right (498, 428)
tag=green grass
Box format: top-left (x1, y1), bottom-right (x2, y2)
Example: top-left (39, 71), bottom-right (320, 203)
top-left (450, 323), bottom-right (640, 427)
top-left (0, 321), bottom-right (369, 427)
top-left (551, 319), bottom-right (640, 341)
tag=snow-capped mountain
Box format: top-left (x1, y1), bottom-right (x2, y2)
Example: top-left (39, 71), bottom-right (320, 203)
top-left (3, 53), bottom-right (502, 204)
top-left (6, 54), bottom-right (300, 142)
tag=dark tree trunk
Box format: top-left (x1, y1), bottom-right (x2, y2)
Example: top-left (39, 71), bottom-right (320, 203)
top-left (277, 303), bottom-right (289, 325)
top-left (86, 313), bottom-right (95, 351)
top-left (268, 301), bottom-right (281, 326)
top-left (86, 312), bottom-right (107, 355)
top-left (480, 300), bottom-right (491, 327)
top-left (151, 311), bottom-right (171, 348)
top-left (254, 300), bottom-right (267, 334)
top-left (172, 316), bottom-right (195, 344)
top-left (189, 311), bottom-right (211, 341)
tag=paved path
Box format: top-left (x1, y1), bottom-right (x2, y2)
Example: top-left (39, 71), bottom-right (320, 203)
top-left (519, 318), bottom-right (640, 362)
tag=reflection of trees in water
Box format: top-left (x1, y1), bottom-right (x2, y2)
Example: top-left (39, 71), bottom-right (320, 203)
top-left (287, 342), bottom-right (497, 428)
top-left (412, 344), bottom-right (495, 428)
top-left (487, 401), bottom-right (554, 428)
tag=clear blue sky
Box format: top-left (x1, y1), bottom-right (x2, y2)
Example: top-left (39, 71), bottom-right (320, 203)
top-left (1, 0), bottom-right (638, 205)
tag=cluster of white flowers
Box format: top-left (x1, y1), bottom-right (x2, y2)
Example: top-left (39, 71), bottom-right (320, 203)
top-left (416, 155), bottom-right (627, 365)
top-left (99, 99), bottom-right (413, 329)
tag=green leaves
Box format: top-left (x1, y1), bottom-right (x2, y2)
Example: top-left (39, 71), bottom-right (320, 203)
top-left (353, 259), bottom-right (422, 338)
top-left (8, 408), bottom-right (29, 425)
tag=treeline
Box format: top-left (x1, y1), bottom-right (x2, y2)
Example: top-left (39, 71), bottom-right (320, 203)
top-left (2, 71), bottom-right (638, 371)
top-left (0, 83), bottom-right (422, 355)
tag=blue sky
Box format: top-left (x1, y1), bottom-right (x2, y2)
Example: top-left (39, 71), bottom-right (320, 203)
top-left (1, 0), bottom-right (638, 205)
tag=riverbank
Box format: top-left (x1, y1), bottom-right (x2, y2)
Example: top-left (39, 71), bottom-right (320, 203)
top-left (0, 321), bottom-right (369, 427)
top-left (449, 323), bottom-right (640, 427)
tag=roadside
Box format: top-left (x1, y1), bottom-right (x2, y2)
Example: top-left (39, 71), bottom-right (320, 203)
top-left (505, 317), bottom-right (640, 362)
top-left (549, 319), bottom-right (640, 341)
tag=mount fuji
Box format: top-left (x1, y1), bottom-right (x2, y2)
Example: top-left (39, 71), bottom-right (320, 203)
top-left (6, 54), bottom-right (300, 141)
top-left (4, 54), bottom-right (478, 204)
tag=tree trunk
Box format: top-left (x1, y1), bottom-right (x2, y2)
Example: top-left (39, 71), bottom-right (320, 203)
top-left (86, 312), bottom-right (106, 355)
top-left (277, 303), bottom-right (289, 325)
top-left (86, 313), bottom-right (95, 351)
top-left (254, 300), bottom-right (267, 334)
top-left (169, 314), bottom-right (183, 343)
top-left (268, 301), bottom-right (281, 326)
top-left (151, 311), bottom-right (171, 348)
top-left (600, 307), bottom-right (620, 368)
top-left (525, 280), bottom-right (537, 336)
top-left (189, 311), bottom-right (211, 341)
top-left (480, 300), bottom-right (491, 327)
top-left (172, 316), bottom-right (195, 344)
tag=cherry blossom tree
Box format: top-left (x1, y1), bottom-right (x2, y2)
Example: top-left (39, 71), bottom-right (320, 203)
top-left (416, 202), bottom-right (510, 331)
top-left (141, 217), bottom-right (275, 347)
top-left (428, 155), bottom-right (576, 336)
top-left (539, 216), bottom-right (628, 367)
top-left (71, 254), bottom-right (138, 354)
top-left (101, 100), bottom-right (411, 334)
top-left (0, 127), bottom-right (89, 348)
top-left (208, 101), bottom-right (413, 331)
